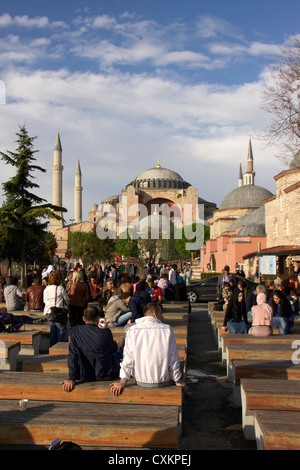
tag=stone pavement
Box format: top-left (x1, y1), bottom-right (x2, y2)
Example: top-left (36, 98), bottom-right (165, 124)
top-left (179, 303), bottom-right (256, 450)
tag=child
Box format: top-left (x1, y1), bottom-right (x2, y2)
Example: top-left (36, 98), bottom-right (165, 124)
top-left (221, 282), bottom-right (233, 312)
top-left (289, 290), bottom-right (299, 317)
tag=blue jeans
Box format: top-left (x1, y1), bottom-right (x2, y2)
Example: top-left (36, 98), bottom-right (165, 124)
top-left (110, 311), bottom-right (132, 327)
top-left (48, 320), bottom-right (67, 346)
top-left (272, 316), bottom-right (289, 334)
top-left (227, 319), bottom-right (248, 334)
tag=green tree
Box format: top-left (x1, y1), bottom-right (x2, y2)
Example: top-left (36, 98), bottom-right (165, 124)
top-left (0, 125), bottom-right (66, 286)
top-left (116, 229), bottom-right (140, 259)
top-left (68, 230), bottom-right (116, 265)
top-left (175, 223), bottom-right (210, 258)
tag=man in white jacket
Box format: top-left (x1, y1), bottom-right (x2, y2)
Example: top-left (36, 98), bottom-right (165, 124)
top-left (110, 303), bottom-right (186, 395)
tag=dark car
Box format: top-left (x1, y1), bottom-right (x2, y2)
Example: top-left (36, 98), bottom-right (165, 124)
top-left (186, 275), bottom-right (258, 303)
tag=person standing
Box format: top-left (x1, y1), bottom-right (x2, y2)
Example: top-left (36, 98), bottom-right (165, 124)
top-left (68, 270), bottom-right (90, 328)
top-left (43, 271), bottom-right (69, 346)
top-left (168, 264), bottom-right (177, 286)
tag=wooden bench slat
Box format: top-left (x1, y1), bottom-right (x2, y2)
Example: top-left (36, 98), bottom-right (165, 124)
top-left (254, 410), bottom-right (300, 450)
top-left (0, 399), bottom-right (179, 448)
top-left (231, 359), bottom-right (300, 406)
top-left (225, 343), bottom-right (296, 381)
top-left (241, 378), bottom-right (300, 440)
top-left (0, 371), bottom-right (183, 406)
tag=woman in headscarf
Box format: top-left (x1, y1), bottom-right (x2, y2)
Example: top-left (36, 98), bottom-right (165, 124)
top-left (248, 292), bottom-right (273, 337)
top-left (221, 289), bottom-right (249, 334)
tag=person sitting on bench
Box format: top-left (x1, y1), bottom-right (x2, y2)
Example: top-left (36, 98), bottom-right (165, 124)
top-left (110, 303), bottom-right (186, 395)
top-left (61, 306), bottom-right (120, 392)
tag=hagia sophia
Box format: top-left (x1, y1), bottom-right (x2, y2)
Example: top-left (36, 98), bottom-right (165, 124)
top-left (48, 131), bottom-right (300, 279)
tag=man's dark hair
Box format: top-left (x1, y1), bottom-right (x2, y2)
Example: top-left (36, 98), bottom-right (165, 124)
top-left (120, 291), bottom-right (131, 300)
top-left (83, 306), bottom-right (100, 322)
top-left (11, 277), bottom-right (19, 286)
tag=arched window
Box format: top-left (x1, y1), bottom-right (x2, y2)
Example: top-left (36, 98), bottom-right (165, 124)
top-left (279, 192), bottom-right (283, 211)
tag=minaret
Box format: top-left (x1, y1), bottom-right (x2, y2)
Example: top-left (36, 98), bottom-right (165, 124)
top-left (243, 136), bottom-right (255, 186)
top-left (238, 160), bottom-right (243, 187)
top-left (49, 130), bottom-right (64, 234)
top-left (74, 157), bottom-right (82, 224)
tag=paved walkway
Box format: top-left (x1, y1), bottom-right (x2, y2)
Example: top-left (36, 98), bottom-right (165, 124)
top-left (179, 303), bottom-right (256, 450)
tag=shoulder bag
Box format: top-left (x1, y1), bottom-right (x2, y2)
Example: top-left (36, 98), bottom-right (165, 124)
top-left (49, 286), bottom-right (68, 323)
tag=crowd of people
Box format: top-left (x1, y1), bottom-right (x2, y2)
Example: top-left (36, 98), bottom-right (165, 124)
top-left (0, 261), bottom-right (189, 394)
top-left (217, 265), bottom-right (300, 336)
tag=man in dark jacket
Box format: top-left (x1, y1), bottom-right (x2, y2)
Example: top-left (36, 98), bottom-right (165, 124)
top-left (60, 306), bottom-right (120, 392)
top-left (120, 291), bottom-right (150, 324)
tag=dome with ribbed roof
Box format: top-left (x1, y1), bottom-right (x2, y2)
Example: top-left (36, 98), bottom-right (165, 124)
top-left (128, 160), bottom-right (190, 190)
top-left (219, 184), bottom-right (273, 210)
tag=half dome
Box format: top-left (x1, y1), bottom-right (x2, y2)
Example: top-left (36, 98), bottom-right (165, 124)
top-left (219, 184), bottom-right (273, 210)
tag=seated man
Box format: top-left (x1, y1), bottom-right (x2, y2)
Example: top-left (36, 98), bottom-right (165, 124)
top-left (110, 303), bottom-right (186, 395)
top-left (25, 276), bottom-right (44, 311)
top-left (60, 306), bottom-right (120, 392)
top-left (4, 277), bottom-right (25, 311)
top-left (104, 294), bottom-right (132, 327)
top-left (120, 291), bottom-right (149, 325)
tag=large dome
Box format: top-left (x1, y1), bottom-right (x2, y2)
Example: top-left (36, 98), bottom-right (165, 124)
top-left (135, 167), bottom-right (184, 181)
top-left (219, 184), bottom-right (273, 210)
top-left (128, 163), bottom-right (190, 190)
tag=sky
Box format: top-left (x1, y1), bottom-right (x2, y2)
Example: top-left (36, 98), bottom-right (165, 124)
top-left (0, 0), bottom-right (299, 224)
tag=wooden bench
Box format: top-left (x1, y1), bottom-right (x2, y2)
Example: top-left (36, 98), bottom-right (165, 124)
top-left (231, 359), bottom-right (300, 406)
top-left (0, 331), bottom-right (42, 355)
top-left (221, 334), bottom-right (300, 364)
top-left (0, 371), bottom-right (183, 406)
top-left (0, 399), bottom-right (180, 448)
top-left (162, 300), bottom-right (191, 313)
top-left (240, 378), bottom-right (300, 440)
top-left (0, 341), bottom-right (20, 371)
top-left (0, 371), bottom-right (183, 448)
top-left (254, 409), bottom-right (300, 450)
top-left (224, 343), bottom-right (297, 381)
top-left (0, 302), bottom-right (189, 449)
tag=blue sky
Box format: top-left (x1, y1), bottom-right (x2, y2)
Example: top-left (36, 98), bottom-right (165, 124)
top-left (0, 0), bottom-right (299, 223)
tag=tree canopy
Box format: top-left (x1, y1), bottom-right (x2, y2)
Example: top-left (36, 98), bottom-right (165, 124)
top-left (0, 124), bottom-right (66, 284)
top-left (261, 35), bottom-right (300, 163)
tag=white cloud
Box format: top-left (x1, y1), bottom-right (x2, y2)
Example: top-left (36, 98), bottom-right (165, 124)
top-left (196, 15), bottom-right (244, 41)
top-left (0, 10), bottom-right (288, 219)
top-left (0, 64), bottom-right (284, 218)
top-left (0, 13), bottom-right (68, 29)
top-left (209, 41), bottom-right (282, 57)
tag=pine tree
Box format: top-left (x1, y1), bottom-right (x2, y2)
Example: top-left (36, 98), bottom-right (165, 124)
top-left (0, 124), bottom-right (66, 286)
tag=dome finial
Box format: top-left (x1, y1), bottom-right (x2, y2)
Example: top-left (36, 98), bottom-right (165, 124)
top-left (156, 158), bottom-right (161, 168)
